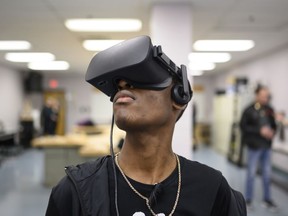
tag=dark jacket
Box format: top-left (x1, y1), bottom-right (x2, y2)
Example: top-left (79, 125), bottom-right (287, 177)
top-left (240, 103), bottom-right (276, 149)
top-left (46, 157), bottom-right (111, 216)
top-left (45, 156), bottom-right (246, 216)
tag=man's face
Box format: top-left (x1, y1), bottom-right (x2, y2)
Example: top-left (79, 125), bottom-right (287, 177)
top-left (113, 80), bottom-right (175, 131)
top-left (256, 88), bottom-right (270, 105)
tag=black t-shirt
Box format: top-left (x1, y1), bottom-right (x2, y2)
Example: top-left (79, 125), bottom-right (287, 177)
top-left (108, 156), bottom-right (231, 216)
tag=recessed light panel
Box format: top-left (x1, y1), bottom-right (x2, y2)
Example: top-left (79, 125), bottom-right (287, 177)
top-left (5, 52), bottom-right (55, 62)
top-left (193, 40), bottom-right (255, 51)
top-left (65, 19), bottom-right (142, 32)
top-left (28, 61), bottom-right (70, 70)
top-left (188, 52), bottom-right (231, 63)
top-left (190, 70), bottom-right (204, 76)
top-left (83, 40), bottom-right (123, 51)
top-left (0, 41), bottom-right (31, 50)
top-left (188, 62), bottom-right (215, 71)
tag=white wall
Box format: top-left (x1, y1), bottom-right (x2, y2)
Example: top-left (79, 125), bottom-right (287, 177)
top-left (213, 48), bottom-right (288, 113)
top-left (195, 47), bottom-right (288, 124)
top-left (151, 3), bottom-right (193, 159)
top-left (0, 70), bottom-right (114, 134)
top-left (194, 47), bottom-right (288, 151)
top-left (90, 90), bottom-right (112, 124)
top-left (43, 73), bottom-right (113, 132)
top-left (43, 73), bottom-right (93, 132)
top-left (193, 76), bottom-right (215, 123)
top-left (0, 66), bottom-right (24, 132)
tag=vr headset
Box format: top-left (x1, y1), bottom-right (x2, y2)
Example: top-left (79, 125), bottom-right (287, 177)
top-left (85, 35), bottom-right (192, 105)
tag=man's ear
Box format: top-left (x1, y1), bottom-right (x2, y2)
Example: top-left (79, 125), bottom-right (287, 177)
top-left (172, 100), bottom-right (187, 111)
top-left (172, 101), bottom-right (187, 122)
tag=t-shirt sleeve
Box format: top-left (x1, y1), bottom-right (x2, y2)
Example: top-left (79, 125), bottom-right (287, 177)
top-left (210, 176), bottom-right (231, 216)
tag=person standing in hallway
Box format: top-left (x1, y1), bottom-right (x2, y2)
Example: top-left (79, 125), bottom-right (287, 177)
top-left (240, 85), bottom-right (277, 211)
top-left (41, 97), bottom-right (59, 135)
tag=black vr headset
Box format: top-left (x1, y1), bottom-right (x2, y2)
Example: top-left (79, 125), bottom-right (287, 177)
top-left (85, 35), bottom-right (193, 105)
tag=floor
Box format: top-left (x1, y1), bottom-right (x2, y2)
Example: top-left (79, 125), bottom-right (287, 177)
top-left (193, 146), bottom-right (288, 216)
top-left (0, 147), bottom-right (287, 216)
top-left (0, 149), bottom-right (51, 216)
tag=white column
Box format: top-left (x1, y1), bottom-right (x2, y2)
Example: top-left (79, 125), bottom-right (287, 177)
top-left (150, 3), bottom-right (193, 159)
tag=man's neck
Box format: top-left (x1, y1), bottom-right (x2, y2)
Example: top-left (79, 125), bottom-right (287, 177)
top-left (117, 128), bottom-right (177, 185)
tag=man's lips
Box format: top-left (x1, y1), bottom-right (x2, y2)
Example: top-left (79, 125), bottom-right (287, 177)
top-left (113, 90), bottom-right (136, 104)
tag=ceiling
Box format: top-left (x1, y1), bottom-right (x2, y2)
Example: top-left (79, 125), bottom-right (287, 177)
top-left (1, 0), bottom-right (288, 75)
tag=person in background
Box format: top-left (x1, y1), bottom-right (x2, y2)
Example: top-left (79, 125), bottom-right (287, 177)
top-left (41, 97), bottom-right (59, 135)
top-left (240, 85), bottom-right (277, 211)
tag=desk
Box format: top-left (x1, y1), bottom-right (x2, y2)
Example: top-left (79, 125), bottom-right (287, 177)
top-left (79, 135), bottom-right (110, 157)
top-left (32, 135), bottom-right (87, 187)
top-left (32, 128), bottom-right (125, 187)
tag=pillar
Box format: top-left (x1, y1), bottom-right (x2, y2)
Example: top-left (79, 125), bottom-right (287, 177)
top-left (150, 3), bottom-right (193, 159)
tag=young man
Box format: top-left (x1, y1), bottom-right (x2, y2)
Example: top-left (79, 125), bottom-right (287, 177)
top-left (46, 36), bottom-right (246, 216)
top-left (240, 85), bottom-right (277, 211)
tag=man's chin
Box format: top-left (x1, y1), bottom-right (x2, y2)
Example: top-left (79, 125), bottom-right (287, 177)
top-left (115, 117), bottom-right (147, 132)
top-left (115, 116), bottom-right (133, 130)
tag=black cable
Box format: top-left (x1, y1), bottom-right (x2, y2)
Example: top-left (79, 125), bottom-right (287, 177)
top-left (110, 114), bottom-right (120, 216)
top-left (148, 183), bottom-right (163, 207)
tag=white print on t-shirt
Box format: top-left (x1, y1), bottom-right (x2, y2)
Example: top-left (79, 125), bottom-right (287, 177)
top-left (132, 212), bottom-right (165, 216)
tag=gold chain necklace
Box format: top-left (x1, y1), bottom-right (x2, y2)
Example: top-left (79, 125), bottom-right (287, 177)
top-left (115, 154), bottom-right (181, 216)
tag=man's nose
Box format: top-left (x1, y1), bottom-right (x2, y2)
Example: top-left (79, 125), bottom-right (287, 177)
top-left (117, 79), bottom-right (133, 90)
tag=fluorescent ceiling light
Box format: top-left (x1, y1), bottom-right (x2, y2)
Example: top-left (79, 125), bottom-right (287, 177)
top-left (0, 41), bottom-right (31, 50)
top-left (28, 61), bottom-right (70, 70)
top-left (191, 70), bottom-right (204, 76)
top-left (189, 62), bottom-right (215, 71)
top-left (83, 40), bottom-right (123, 51)
top-left (65, 19), bottom-right (142, 32)
top-left (188, 52), bottom-right (231, 63)
top-left (5, 52), bottom-right (55, 62)
top-left (193, 40), bottom-right (255, 51)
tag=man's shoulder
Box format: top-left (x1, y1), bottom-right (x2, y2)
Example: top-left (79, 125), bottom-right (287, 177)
top-left (244, 103), bottom-right (256, 111)
top-left (180, 156), bottom-right (223, 182)
top-left (180, 156), bottom-right (221, 173)
top-left (52, 155), bottom-right (111, 192)
top-left (48, 156), bottom-right (112, 215)
top-left (65, 155), bottom-right (111, 181)
top-left (241, 103), bottom-right (258, 117)
top-left (51, 156), bottom-right (111, 206)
